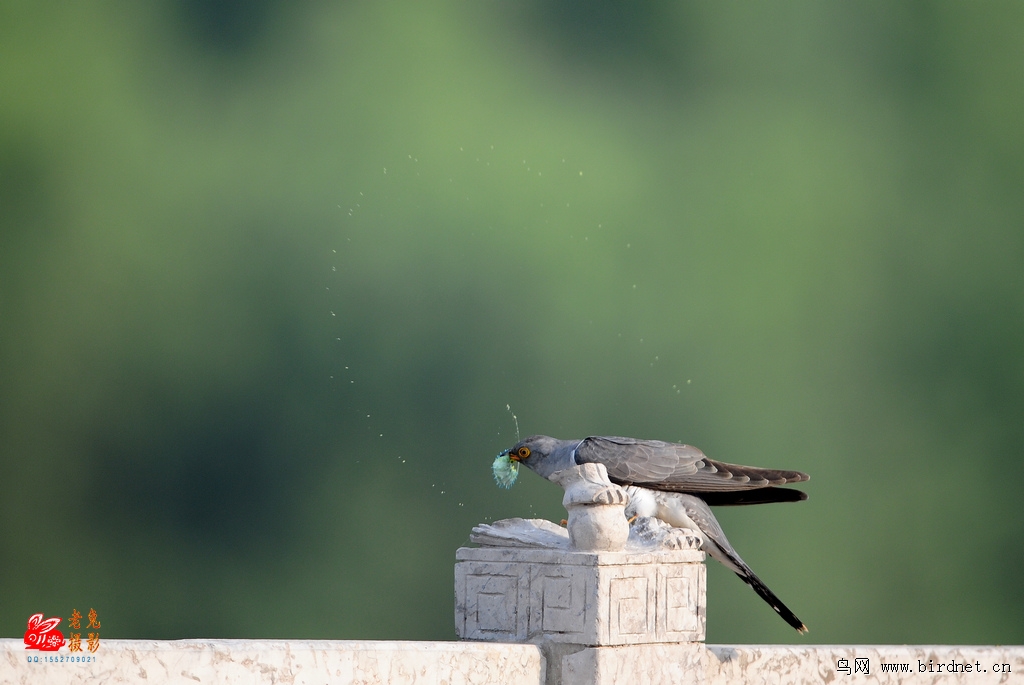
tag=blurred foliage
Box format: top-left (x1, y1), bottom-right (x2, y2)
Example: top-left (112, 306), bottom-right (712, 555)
top-left (1, 0), bottom-right (1022, 645)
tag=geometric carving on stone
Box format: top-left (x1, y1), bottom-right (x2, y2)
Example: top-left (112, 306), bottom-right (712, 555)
top-left (456, 546), bottom-right (706, 646)
top-left (666, 573), bottom-right (698, 635)
top-left (540, 573), bottom-right (584, 633)
top-left (456, 560), bottom-right (530, 641)
top-left (465, 573), bottom-right (519, 636)
top-left (609, 575), bottom-right (650, 637)
top-left (660, 564), bottom-right (706, 642)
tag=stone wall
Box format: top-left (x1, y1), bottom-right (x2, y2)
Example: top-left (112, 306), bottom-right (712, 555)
top-left (2, 639), bottom-right (544, 685)
top-left (4, 639), bottom-right (1023, 684)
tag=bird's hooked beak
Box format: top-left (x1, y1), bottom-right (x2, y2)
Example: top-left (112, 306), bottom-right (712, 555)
top-left (500, 447), bottom-right (520, 462)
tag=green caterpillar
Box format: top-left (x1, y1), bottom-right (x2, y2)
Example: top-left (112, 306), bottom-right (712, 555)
top-left (492, 450), bottom-right (519, 489)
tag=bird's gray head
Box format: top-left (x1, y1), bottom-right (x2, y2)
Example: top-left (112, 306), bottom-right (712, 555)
top-left (504, 435), bottom-right (579, 481)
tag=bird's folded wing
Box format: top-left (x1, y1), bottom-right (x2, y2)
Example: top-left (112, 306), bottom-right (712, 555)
top-left (576, 436), bottom-right (809, 492)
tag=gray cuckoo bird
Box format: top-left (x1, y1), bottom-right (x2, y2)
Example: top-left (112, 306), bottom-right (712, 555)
top-left (503, 434), bottom-right (809, 633)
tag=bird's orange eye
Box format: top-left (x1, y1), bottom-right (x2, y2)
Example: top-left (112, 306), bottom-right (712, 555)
top-left (517, 447), bottom-right (530, 459)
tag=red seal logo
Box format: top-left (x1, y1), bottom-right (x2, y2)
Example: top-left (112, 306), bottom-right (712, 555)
top-left (24, 614), bottom-right (65, 651)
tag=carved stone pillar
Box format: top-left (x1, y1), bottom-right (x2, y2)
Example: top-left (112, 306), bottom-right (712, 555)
top-left (456, 464), bottom-right (707, 684)
top-left (455, 545), bottom-right (706, 646)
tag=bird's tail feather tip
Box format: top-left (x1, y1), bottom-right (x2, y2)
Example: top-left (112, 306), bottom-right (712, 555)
top-left (743, 571), bottom-right (808, 634)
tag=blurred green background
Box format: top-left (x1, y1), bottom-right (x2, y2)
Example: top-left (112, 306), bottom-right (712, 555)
top-left (2, 1), bottom-right (1022, 645)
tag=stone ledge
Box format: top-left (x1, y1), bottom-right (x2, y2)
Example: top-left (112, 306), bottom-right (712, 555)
top-left (0, 639), bottom-right (545, 685)
top-left (561, 644), bottom-right (1024, 685)
top-left (703, 645), bottom-right (1024, 685)
top-left (455, 546), bottom-right (704, 566)
top-left (4, 640), bottom-right (1023, 684)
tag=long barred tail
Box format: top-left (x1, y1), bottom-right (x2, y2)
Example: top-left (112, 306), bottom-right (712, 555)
top-left (737, 569), bottom-right (808, 633)
top-left (667, 490), bottom-right (809, 633)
